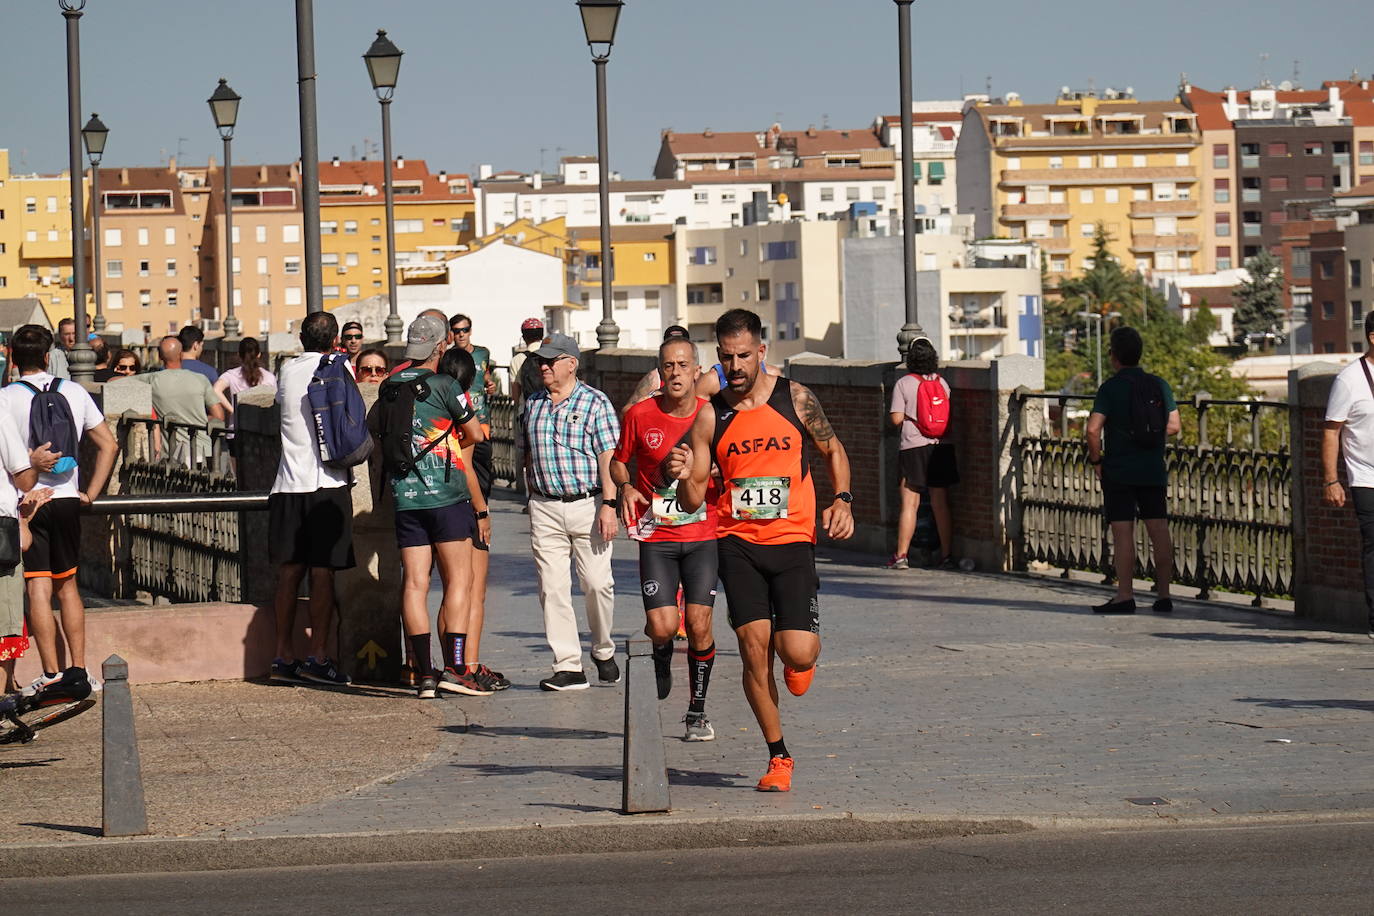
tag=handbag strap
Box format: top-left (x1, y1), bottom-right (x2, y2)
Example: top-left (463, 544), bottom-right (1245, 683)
top-left (1361, 357), bottom-right (1374, 402)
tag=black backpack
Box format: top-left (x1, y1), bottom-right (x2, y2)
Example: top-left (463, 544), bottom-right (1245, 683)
top-left (17, 379), bottom-right (79, 474)
top-left (375, 370), bottom-right (450, 482)
top-left (517, 353), bottom-right (544, 403)
top-left (1126, 373), bottom-right (1168, 449)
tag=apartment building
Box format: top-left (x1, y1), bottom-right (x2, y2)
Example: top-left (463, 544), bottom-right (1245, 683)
top-left (673, 220), bottom-right (844, 359)
top-left (565, 223), bottom-right (676, 349)
top-left (95, 162), bottom-right (206, 337)
top-left (203, 162), bottom-right (307, 336)
top-left (877, 101), bottom-right (964, 219)
top-left (319, 158), bottom-right (475, 300)
top-left (0, 149), bottom-right (87, 321)
top-left (957, 89), bottom-right (1205, 281)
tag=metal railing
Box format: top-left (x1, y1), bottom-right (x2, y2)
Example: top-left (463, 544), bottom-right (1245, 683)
top-left (1013, 392), bottom-right (1294, 604)
top-left (115, 416), bottom-right (250, 603)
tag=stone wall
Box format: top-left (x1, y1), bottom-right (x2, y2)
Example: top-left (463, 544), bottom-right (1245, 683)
top-left (1289, 363), bottom-right (1365, 628)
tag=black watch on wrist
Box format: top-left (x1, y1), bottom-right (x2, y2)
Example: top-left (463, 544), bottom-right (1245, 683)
top-left (602, 497), bottom-right (620, 509)
top-left (833, 491), bottom-right (854, 504)
top-left (475, 509), bottom-right (490, 520)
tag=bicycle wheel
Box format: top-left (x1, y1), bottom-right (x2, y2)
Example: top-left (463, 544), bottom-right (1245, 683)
top-left (0, 697), bottom-right (96, 745)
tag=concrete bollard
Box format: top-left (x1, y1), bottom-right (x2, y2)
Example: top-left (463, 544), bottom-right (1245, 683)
top-left (102, 654), bottom-right (149, 837)
top-left (621, 638), bottom-right (671, 814)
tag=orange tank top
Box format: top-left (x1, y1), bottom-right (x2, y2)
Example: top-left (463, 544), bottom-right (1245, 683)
top-left (711, 379), bottom-right (815, 545)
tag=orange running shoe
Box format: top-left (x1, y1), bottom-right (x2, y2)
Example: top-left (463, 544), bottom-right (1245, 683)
top-left (756, 755), bottom-right (794, 792)
top-left (783, 664), bottom-right (815, 697)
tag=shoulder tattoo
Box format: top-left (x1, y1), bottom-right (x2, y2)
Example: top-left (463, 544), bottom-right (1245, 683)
top-left (797, 386), bottom-right (835, 442)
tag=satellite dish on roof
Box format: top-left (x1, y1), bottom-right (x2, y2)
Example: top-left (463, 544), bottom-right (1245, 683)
top-left (1278, 80), bottom-right (1293, 91)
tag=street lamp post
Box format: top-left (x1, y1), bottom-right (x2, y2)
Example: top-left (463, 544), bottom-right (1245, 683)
top-left (577, 0), bottom-right (624, 350)
top-left (82, 113), bottom-right (108, 333)
top-left (1076, 308), bottom-right (1122, 386)
top-left (296, 0), bottom-right (323, 316)
top-left (364, 29), bottom-right (404, 346)
top-left (59, 0), bottom-right (94, 382)
top-left (208, 79), bottom-right (242, 339)
top-left (894, 0), bottom-right (924, 358)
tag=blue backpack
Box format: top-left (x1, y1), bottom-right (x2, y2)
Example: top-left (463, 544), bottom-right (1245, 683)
top-left (17, 378), bottom-right (79, 474)
top-left (306, 354), bottom-right (373, 469)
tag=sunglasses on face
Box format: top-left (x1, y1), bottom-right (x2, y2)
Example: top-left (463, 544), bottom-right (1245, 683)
top-left (537, 355), bottom-right (570, 368)
top-left (451, 326), bottom-right (472, 334)
top-left (358, 364), bottom-right (387, 377)
top-left (114, 363), bottom-right (137, 374)
top-left (343, 333), bottom-right (363, 341)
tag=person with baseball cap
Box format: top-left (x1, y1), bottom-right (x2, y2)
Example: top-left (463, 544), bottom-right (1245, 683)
top-left (520, 333), bottom-right (622, 690)
top-left (339, 321), bottom-right (366, 368)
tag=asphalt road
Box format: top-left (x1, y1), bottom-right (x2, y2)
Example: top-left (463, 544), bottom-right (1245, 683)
top-left (6, 821), bottom-right (1372, 914)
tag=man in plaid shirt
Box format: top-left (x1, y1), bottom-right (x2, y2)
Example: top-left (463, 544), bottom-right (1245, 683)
top-left (519, 333), bottom-right (622, 691)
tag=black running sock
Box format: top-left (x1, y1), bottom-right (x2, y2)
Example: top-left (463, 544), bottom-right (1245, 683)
top-left (652, 640), bottom-right (673, 659)
top-left (449, 633), bottom-right (468, 673)
top-left (408, 634), bottom-right (433, 677)
top-left (687, 642), bottom-right (715, 714)
top-left (766, 738), bottom-right (790, 760)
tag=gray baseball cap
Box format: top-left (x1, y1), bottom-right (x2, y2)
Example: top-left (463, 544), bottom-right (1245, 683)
top-left (534, 332), bottom-right (580, 361)
top-left (404, 314), bottom-right (447, 361)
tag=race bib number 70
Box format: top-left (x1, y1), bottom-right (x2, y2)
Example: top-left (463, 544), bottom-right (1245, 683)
top-left (652, 483), bottom-right (706, 527)
top-left (729, 476), bottom-right (790, 520)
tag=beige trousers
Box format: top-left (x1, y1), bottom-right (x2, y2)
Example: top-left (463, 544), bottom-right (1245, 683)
top-left (528, 495), bottom-right (616, 672)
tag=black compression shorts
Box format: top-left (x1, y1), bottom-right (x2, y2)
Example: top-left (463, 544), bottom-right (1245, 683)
top-left (638, 539), bottom-right (718, 612)
top-left (716, 535), bottom-right (819, 633)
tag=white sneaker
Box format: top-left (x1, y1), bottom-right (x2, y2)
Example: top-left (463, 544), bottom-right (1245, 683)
top-left (20, 671), bottom-right (63, 697)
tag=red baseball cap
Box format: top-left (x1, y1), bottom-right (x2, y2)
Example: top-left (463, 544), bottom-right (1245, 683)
top-left (521, 317), bottom-right (545, 330)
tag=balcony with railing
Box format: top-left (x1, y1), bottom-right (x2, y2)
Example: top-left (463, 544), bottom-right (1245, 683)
top-left (1129, 199), bottom-right (1200, 218)
top-left (1129, 233), bottom-right (1201, 252)
top-left (1002, 203), bottom-right (1072, 221)
top-left (1000, 166), bottom-right (1195, 187)
top-left (1032, 236), bottom-right (1075, 253)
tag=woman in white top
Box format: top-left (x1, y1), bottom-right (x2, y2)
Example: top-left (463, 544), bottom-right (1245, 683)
top-left (214, 336), bottom-right (278, 420)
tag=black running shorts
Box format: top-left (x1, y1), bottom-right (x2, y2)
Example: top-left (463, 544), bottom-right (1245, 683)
top-left (638, 539), bottom-right (717, 612)
top-left (395, 501), bottom-right (477, 549)
top-left (268, 487), bottom-right (356, 570)
top-left (716, 535), bottom-right (819, 633)
top-left (22, 497), bottom-right (82, 580)
top-left (471, 438), bottom-right (494, 501)
top-left (1102, 483), bottom-right (1167, 523)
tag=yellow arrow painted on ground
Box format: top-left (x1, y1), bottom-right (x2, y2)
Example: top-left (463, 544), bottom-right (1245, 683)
top-left (356, 640), bottom-right (387, 670)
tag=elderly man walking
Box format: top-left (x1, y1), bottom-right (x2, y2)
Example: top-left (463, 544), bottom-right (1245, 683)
top-left (1321, 310), bottom-right (1374, 639)
top-left (519, 333), bottom-right (621, 691)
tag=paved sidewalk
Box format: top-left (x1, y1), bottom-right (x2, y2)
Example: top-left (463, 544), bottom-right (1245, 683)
top-left (231, 498), bottom-right (1374, 838)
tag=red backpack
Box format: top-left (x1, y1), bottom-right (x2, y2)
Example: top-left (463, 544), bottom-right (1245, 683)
top-left (913, 373), bottom-right (949, 438)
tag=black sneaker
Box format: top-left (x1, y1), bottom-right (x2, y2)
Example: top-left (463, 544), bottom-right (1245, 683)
top-left (473, 664), bottom-right (511, 691)
top-left (539, 670), bottom-right (590, 691)
top-left (652, 643), bottom-right (673, 699)
top-left (1152, 598), bottom-right (1174, 613)
top-left (592, 654), bottom-right (621, 684)
top-left (1092, 598), bottom-right (1136, 615)
top-left (299, 656), bottom-right (352, 686)
top-left (270, 658), bottom-right (305, 684)
top-left (417, 674), bottom-right (438, 700)
top-left (438, 666), bottom-right (494, 696)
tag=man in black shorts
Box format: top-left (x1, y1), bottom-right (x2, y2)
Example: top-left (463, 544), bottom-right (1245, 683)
top-left (1085, 325), bottom-right (1180, 614)
top-left (612, 336), bottom-right (719, 740)
top-left (268, 312), bottom-right (356, 685)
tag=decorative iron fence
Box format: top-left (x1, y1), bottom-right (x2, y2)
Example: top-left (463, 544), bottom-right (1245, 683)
top-left (1013, 392), bottom-right (1294, 604)
top-left (117, 416), bottom-right (248, 603)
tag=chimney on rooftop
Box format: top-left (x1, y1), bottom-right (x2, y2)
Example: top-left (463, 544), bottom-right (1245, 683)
top-left (259, 165), bottom-right (268, 183)
top-left (806, 125), bottom-right (817, 137)
top-left (120, 168), bottom-right (129, 185)
top-left (396, 156), bottom-right (405, 169)
top-left (703, 128), bottom-right (713, 138)
top-left (532, 171), bottom-right (542, 190)
top-left (332, 156), bottom-right (340, 167)
top-left (438, 170), bottom-right (447, 183)
top-left (167, 156), bottom-right (177, 173)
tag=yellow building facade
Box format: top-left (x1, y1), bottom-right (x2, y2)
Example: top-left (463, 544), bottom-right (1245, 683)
top-left (0, 149), bottom-right (90, 322)
top-left (319, 159), bottom-right (475, 306)
top-left (958, 94), bottom-right (1207, 281)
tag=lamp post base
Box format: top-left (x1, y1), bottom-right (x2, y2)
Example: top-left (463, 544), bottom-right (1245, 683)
top-left (896, 322), bottom-right (924, 359)
top-left (68, 345), bottom-right (97, 384)
top-left (222, 315), bottom-right (242, 340)
top-left (596, 318), bottom-right (620, 350)
top-left (92, 313), bottom-right (107, 333)
top-left (384, 313), bottom-right (404, 346)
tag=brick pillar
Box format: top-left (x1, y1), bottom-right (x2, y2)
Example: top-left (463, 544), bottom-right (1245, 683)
top-left (1290, 363), bottom-right (1366, 628)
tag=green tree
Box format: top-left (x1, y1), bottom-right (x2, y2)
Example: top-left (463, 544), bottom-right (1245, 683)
top-left (1232, 250), bottom-right (1285, 347)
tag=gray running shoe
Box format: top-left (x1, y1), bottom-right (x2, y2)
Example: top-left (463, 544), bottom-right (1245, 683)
top-left (683, 712), bottom-right (715, 742)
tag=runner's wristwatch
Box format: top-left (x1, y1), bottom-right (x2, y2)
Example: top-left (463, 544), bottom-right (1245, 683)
top-left (475, 510), bottom-right (490, 520)
top-left (833, 491), bottom-right (854, 504)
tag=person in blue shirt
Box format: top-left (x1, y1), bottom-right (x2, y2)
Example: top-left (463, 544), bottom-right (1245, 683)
top-left (177, 325), bottom-right (219, 384)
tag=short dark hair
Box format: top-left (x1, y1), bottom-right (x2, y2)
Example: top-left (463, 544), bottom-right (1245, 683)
top-left (906, 338), bottom-right (938, 374)
top-left (659, 337), bottom-right (698, 363)
top-left (715, 308), bottom-right (762, 342)
top-left (438, 345), bottom-right (477, 390)
top-left (177, 325), bottom-right (205, 349)
top-left (57, 318), bottom-right (75, 330)
top-left (1364, 310), bottom-right (1374, 339)
top-left (11, 324), bottom-right (52, 372)
top-left (299, 311), bottom-right (338, 353)
top-left (1109, 325), bottom-right (1144, 367)
top-left (357, 347), bottom-right (388, 369)
top-left (450, 313), bottom-right (472, 330)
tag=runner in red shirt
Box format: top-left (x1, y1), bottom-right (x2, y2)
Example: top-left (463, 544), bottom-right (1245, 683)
top-left (611, 337), bottom-right (719, 742)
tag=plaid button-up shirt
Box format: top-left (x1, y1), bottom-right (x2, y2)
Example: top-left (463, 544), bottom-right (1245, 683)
top-left (520, 381), bottom-right (620, 498)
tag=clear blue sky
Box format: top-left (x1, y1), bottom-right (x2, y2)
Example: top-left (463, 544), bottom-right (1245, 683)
top-left (2, 1), bottom-right (1371, 179)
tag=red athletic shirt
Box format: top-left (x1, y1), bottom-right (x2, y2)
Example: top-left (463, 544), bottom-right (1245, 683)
top-left (614, 396), bottom-right (717, 542)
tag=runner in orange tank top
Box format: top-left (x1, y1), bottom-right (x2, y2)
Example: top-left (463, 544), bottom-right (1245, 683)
top-left (670, 309), bottom-right (854, 794)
